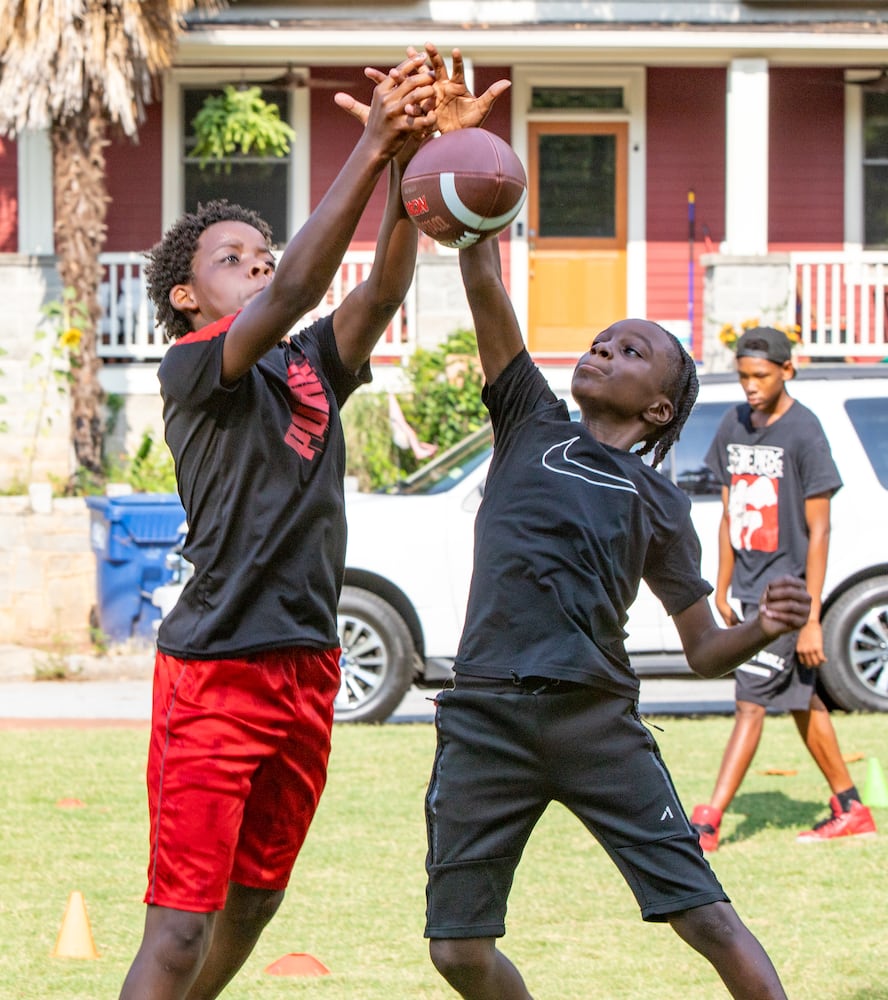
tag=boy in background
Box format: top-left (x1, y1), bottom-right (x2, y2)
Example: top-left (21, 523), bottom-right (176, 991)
top-left (691, 327), bottom-right (877, 851)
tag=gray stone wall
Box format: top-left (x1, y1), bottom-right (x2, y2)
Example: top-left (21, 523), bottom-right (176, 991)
top-left (413, 255), bottom-right (472, 350)
top-left (0, 495), bottom-right (94, 647)
top-left (701, 253), bottom-right (794, 373)
top-left (0, 255), bottom-right (71, 489)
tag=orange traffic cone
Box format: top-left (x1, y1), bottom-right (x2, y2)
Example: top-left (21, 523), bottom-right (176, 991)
top-left (51, 891), bottom-right (99, 959)
top-left (264, 952), bottom-right (330, 977)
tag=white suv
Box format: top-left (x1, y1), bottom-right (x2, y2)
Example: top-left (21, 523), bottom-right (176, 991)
top-left (338, 365), bottom-right (888, 722)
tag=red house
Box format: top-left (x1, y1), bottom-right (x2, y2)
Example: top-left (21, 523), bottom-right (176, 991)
top-left (2, 1), bottom-right (887, 480)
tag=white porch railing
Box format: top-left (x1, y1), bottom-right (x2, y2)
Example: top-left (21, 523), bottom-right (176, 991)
top-left (99, 249), bottom-right (888, 365)
top-left (97, 250), bottom-right (417, 363)
top-left (790, 251), bottom-right (888, 359)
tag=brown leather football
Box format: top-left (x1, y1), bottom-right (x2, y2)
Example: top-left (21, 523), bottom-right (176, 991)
top-left (401, 129), bottom-right (527, 249)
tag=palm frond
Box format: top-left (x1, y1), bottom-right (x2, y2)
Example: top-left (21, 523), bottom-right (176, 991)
top-left (0, 0), bottom-right (223, 137)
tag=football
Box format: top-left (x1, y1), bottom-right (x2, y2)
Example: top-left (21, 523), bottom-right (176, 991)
top-left (401, 129), bottom-right (527, 249)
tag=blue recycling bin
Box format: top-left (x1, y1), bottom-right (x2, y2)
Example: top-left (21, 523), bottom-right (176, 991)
top-left (86, 493), bottom-right (186, 643)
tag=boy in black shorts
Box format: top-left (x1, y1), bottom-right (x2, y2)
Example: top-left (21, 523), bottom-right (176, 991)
top-left (690, 327), bottom-right (876, 851)
top-left (120, 50), bottom-right (508, 1000)
top-left (423, 240), bottom-right (813, 999)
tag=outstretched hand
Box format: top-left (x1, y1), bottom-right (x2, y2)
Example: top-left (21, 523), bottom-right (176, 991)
top-left (757, 575), bottom-right (812, 639)
top-left (332, 53), bottom-right (436, 156)
top-left (419, 42), bottom-right (510, 132)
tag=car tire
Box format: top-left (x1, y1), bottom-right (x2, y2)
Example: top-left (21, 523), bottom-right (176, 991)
top-left (820, 575), bottom-right (888, 713)
top-left (335, 585), bottom-right (416, 723)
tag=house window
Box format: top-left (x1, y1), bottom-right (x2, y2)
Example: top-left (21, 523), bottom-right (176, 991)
top-left (538, 132), bottom-right (617, 238)
top-left (863, 91), bottom-right (888, 248)
top-left (183, 87), bottom-right (291, 245)
top-left (532, 86), bottom-right (624, 110)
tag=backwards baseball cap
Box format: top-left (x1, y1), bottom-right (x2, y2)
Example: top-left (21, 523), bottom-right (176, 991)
top-left (735, 326), bottom-right (794, 365)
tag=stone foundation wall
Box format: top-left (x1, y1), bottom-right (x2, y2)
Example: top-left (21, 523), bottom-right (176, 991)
top-left (0, 495), bottom-right (95, 647)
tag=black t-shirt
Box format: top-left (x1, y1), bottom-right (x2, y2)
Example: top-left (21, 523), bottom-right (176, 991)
top-left (704, 399), bottom-right (842, 605)
top-left (454, 351), bottom-right (711, 699)
top-left (156, 312), bottom-right (370, 658)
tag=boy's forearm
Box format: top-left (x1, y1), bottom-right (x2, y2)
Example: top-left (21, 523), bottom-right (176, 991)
top-left (330, 160), bottom-right (419, 372)
top-left (271, 138), bottom-right (391, 317)
top-left (365, 160), bottom-right (419, 308)
top-left (804, 528), bottom-right (830, 622)
top-left (458, 240), bottom-right (524, 385)
top-left (715, 513), bottom-right (735, 602)
top-left (677, 577), bottom-right (812, 677)
top-left (686, 616), bottom-right (773, 678)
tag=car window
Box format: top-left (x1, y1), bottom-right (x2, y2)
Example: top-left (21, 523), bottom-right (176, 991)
top-left (845, 397), bottom-right (888, 490)
top-left (383, 423), bottom-right (494, 495)
top-left (659, 401), bottom-right (732, 496)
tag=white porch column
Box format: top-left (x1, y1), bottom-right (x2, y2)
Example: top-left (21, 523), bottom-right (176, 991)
top-left (17, 129), bottom-right (54, 254)
top-left (725, 59), bottom-right (769, 255)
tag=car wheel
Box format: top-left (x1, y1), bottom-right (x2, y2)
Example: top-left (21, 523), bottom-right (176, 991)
top-left (820, 576), bottom-right (888, 713)
top-left (335, 585), bottom-right (416, 723)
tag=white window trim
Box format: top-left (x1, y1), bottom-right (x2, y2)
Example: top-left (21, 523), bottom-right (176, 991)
top-left (16, 129), bottom-right (54, 255)
top-left (160, 68), bottom-right (308, 239)
top-left (844, 81), bottom-right (864, 251)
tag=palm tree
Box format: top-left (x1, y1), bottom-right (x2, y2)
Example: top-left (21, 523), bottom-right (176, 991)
top-left (0, 0), bottom-right (220, 486)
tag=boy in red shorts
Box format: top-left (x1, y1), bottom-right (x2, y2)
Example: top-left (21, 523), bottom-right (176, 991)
top-left (119, 49), bottom-right (508, 1000)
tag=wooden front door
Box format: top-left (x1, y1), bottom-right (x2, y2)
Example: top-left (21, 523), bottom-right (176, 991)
top-left (527, 122), bottom-right (628, 354)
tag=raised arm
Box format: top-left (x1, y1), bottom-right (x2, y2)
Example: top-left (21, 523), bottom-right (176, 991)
top-left (458, 238), bottom-right (525, 385)
top-left (331, 148), bottom-right (420, 373)
top-left (673, 574), bottom-right (812, 679)
top-left (331, 43), bottom-right (513, 373)
top-left (220, 55), bottom-right (435, 383)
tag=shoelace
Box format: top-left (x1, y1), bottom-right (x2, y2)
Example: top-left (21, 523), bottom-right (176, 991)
top-left (811, 809), bottom-right (842, 831)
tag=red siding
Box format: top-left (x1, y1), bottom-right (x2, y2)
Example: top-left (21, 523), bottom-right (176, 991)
top-left (769, 67), bottom-right (844, 246)
top-left (0, 136), bottom-right (18, 253)
top-left (105, 101), bottom-right (164, 252)
top-left (646, 68), bottom-right (727, 356)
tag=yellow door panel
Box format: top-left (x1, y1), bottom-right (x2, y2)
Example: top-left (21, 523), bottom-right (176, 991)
top-left (529, 250), bottom-right (627, 354)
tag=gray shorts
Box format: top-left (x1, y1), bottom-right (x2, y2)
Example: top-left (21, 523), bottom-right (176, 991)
top-left (735, 604), bottom-right (816, 712)
top-left (424, 677), bottom-right (728, 939)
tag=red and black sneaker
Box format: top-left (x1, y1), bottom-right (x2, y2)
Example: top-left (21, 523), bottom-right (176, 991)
top-left (796, 796), bottom-right (877, 843)
top-left (690, 804), bottom-right (723, 853)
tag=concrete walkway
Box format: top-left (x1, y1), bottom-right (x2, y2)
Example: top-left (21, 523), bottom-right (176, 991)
top-left (0, 644), bottom-right (736, 722)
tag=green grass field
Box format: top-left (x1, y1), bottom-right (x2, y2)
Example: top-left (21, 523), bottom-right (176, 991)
top-left (1, 712), bottom-right (885, 999)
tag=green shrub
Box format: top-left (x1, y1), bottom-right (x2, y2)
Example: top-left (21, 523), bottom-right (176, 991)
top-left (342, 393), bottom-right (405, 492)
top-left (344, 328), bottom-right (488, 492)
top-left (105, 431), bottom-right (177, 494)
top-left (405, 328), bottom-right (487, 451)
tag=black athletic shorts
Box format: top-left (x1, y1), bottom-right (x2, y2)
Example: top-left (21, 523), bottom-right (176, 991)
top-left (424, 676), bottom-right (728, 939)
top-left (734, 603), bottom-right (816, 712)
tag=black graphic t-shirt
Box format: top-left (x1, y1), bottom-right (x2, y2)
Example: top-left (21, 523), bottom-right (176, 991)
top-left (704, 399), bottom-right (842, 605)
top-left (156, 312), bottom-right (370, 658)
top-left (454, 350), bottom-right (711, 699)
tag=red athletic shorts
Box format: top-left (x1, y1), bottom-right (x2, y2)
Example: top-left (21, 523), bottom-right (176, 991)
top-left (144, 647), bottom-right (341, 912)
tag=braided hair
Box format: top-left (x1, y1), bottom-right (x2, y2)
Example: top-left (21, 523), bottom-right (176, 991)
top-left (635, 325), bottom-right (699, 468)
top-left (145, 200), bottom-right (274, 341)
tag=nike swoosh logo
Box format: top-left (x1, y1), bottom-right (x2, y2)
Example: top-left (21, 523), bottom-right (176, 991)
top-left (541, 437), bottom-right (638, 494)
top-left (440, 173), bottom-right (528, 232)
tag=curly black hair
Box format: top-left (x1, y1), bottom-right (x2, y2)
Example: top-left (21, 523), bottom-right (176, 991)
top-left (635, 325), bottom-right (700, 469)
top-left (145, 200), bottom-right (274, 341)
